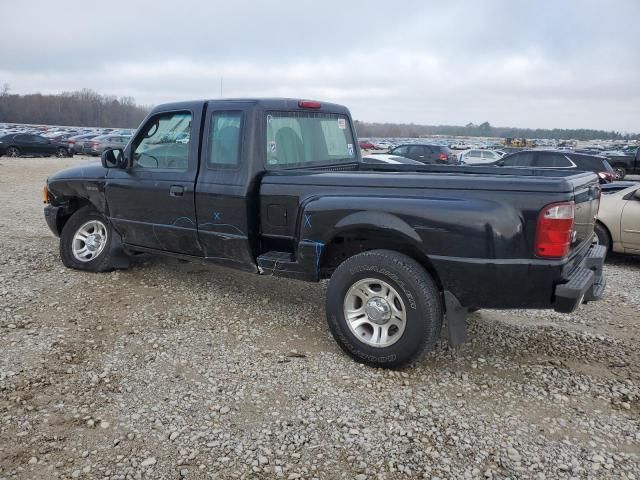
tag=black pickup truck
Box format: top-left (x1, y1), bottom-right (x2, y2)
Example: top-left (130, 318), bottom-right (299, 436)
top-left (43, 98), bottom-right (606, 368)
top-left (603, 148), bottom-right (640, 179)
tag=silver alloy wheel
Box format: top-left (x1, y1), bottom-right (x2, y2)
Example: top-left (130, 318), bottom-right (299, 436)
top-left (7, 147), bottom-right (19, 157)
top-left (56, 148), bottom-right (67, 158)
top-left (343, 278), bottom-right (407, 348)
top-left (72, 220), bottom-right (108, 262)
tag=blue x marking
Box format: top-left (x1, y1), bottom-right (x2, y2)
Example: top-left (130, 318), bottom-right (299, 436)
top-left (213, 212), bottom-right (221, 221)
top-left (304, 214), bottom-right (312, 228)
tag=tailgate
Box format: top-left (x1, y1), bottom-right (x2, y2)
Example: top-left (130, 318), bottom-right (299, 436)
top-left (571, 173), bottom-right (600, 252)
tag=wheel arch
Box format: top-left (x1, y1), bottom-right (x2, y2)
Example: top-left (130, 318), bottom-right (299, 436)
top-left (54, 196), bottom-right (104, 235)
top-left (319, 224), bottom-right (444, 292)
top-left (595, 219), bottom-right (613, 251)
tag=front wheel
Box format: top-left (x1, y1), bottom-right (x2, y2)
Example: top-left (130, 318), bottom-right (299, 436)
top-left (326, 249), bottom-right (443, 368)
top-left (56, 147), bottom-right (69, 158)
top-left (60, 207), bottom-right (121, 272)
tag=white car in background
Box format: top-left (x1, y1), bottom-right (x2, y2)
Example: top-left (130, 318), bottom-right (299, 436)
top-left (459, 149), bottom-right (505, 165)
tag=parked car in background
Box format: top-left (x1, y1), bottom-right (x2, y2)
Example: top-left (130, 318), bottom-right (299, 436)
top-left (0, 133), bottom-right (71, 157)
top-left (450, 142), bottom-right (472, 150)
top-left (595, 183), bottom-right (640, 254)
top-left (88, 135), bottom-right (130, 156)
top-left (358, 140), bottom-right (378, 150)
top-left (67, 133), bottom-right (100, 155)
top-left (386, 144), bottom-right (457, 164)
top-left (602, 147), bottom-right (640, 179)
top-left (459, 149), bottom-right (505, 165)
top-left (361, 154), bottom-right (424, 165)
top-left (486, 150), bottom-right (615, 183)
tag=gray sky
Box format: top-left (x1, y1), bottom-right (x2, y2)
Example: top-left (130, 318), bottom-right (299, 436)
top-left (1, 0), bottom-right (638, 132)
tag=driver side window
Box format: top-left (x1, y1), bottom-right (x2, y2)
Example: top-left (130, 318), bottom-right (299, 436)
top-left (133, 111), bottom-right (192, 170)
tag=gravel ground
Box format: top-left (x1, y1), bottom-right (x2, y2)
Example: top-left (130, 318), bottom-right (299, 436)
top-left (1, 156), bottom-right (639, 480)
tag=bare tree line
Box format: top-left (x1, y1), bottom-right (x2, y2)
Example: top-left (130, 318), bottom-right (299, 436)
top-left (1, 86), bottom-right (636, 140)
top-left (0, 85), bottom-right (149, 128)
top-left (354, 120), bottom-right (639, 141)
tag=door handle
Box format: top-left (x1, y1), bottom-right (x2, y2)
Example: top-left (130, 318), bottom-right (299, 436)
top-left (169, 185), bottom-right (184, 197)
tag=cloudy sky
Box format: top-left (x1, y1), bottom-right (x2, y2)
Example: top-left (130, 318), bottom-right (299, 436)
top-left (1, 0), bottom-right (638, 132)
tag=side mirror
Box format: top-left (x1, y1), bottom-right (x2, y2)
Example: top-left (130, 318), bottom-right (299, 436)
top-left (101, 148), bottom-right (127, 169)
top-left (497, 160), bottom-right (505, 167)
top-left (634, 189), bottom-right (640, 200)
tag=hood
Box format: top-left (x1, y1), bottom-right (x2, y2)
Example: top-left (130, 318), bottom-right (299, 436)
top-left (47, 161), bottom-right (108, 182)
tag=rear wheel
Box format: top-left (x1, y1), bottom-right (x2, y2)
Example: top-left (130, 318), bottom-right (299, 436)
top-left (613, 165), bottom-right (626, 180)
top-left (6, 146), bottom-right (20, 157)
top-left (56, 147), bottom-right (69, 158)
top-left (326, 249), bottom-right (442, 368)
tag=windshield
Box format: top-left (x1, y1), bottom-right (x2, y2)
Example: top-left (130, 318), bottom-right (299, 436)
top-left (266, 111), bottom-right (356, 168)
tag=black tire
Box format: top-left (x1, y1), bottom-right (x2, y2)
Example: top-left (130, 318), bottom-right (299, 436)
top-left (613, 165), bottom-right (626, 180)
top-left (60, 206), bottom-right (120, 272)
top-left (6, 146), bottom-right (20, 157)
top-left (594, 222), bottom-right (611, 252)
top-left (326, 249), bottom-right (443, 368)
top-left (56, 147), bottom-right (69, 158)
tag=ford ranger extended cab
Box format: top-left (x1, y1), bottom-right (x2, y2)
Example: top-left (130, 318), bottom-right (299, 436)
top-left (43, 98), bottom-right (606, 368)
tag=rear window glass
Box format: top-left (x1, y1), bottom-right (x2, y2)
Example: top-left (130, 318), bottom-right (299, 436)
top-left (573, 156), bottom-right (610, 171)
top-left (536, 153), bottom-right (572, 168)
top-left (266, 112), bottom-right (355, 168)
top-left (503, 152), bottom-right (535, 167)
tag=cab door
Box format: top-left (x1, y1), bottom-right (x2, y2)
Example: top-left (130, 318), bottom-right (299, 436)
top-left (105, 107), bottom-right (203, 256)
top-left (195, 102), bottom-right (257, 271)
top-left (621, 189), bottom-right (640, 252)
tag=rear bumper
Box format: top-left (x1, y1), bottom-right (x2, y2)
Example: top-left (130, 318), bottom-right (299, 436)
top-left (553, 244), bottom-right (606, 313)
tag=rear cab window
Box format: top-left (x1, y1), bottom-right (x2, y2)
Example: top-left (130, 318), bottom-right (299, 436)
top-left (208, 111), bottom-right (242, 168)
top-left (265, 111), bottom-right (356, 168)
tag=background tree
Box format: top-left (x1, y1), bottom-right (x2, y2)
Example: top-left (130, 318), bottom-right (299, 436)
top-left (0, 89), bottom-right (149, 128)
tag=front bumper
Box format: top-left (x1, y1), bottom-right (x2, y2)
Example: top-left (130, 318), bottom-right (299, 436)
top-left (553, 244), bottom-right (607, 313)
top-left (44, 204), bottom-right (63, 237)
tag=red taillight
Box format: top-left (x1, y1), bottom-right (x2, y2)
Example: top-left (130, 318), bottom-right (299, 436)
top-left (438, 153), bottom-right (448, 162)
top-left (298, 100), bottom-right (321, 109)
top-left (68, 140), bottom-right (76, 144)
top-left (91, 142), bottom-right (100, 147)
top-left (597, 171), bottom-right (613, 182)
top-left (535, 201), bottom-right (575, 258)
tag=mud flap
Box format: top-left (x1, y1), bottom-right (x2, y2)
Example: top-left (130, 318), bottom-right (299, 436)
top-left (107, 226), bottom-right (131, 270)
top-left (444, 291), bottom-right (467, 348)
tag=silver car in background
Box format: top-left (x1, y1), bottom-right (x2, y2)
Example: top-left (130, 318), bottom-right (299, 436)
top-left (67, 133), bottom-right (100, 155)
top-left (87, 134), bottom-right (130, 156)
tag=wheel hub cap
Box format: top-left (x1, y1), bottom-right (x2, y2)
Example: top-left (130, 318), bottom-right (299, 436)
top-left (343, 278), bottom-right (407, 348)
top-left (72, 220), bottom-right (108, 262)
top-left (365, 297), bottom-right (392, 324)
top-left (85, 234), bottom-right (101, 250)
